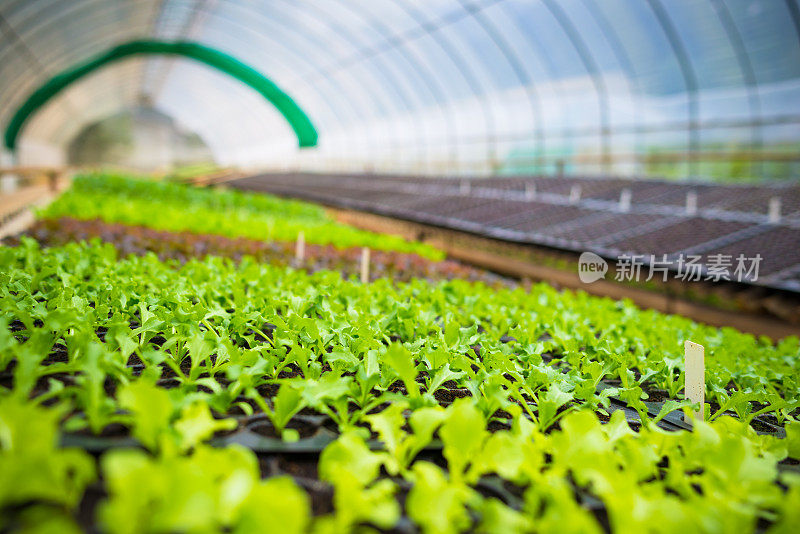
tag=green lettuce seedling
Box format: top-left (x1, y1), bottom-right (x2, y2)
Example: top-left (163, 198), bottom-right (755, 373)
top-left (0, 397), bottom-right (96, 516)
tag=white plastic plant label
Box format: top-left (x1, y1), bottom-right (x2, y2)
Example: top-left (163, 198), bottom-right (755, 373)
top-left (360, 247), bottom-right (370, 283)
top-left (295, 231), bottom-right (305, 262)
top-left (684, 340), bottom-right (705, 421)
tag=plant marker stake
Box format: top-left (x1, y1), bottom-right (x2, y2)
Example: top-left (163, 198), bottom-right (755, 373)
top-left (360, 247), bottom-right (370, 283)
top-left (684, 341), bottom-right (705, 421)
top-left (685, 191), bottom-right (698, 216)
top-left (569, 184), bottom-right (582, 204)
top-left (768, 197), bottom-right (781, 224)
top-left (295, 231), bottom-right (305, 262)
top-left (619, 188), bottom-right (632, 212)
top-left (525, 182), bottom-right (536, 200)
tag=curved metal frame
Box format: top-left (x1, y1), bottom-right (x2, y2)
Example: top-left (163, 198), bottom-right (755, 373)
top-left (3, 39), bottom-right (319, 151)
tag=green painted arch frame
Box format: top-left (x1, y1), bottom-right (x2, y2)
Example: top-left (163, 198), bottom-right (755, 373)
top-left (3, 40), bottom-right (318, 151)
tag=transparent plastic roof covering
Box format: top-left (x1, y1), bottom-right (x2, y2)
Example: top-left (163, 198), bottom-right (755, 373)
top-left (0, 0), bottom-right (798, 180)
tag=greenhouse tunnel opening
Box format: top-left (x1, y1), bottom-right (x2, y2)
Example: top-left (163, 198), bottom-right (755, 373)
top-left (66, 106), bottom-right (216, 172)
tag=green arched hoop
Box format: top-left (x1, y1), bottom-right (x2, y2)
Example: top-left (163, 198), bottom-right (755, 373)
top-left (3, 40), bottom-right (318, 150)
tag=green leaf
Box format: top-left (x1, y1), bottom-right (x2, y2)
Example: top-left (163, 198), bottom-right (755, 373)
top-left (440, 399), bottom-right (486, 482)
top-left (427, 363), bottom-right (466, 394)
top-left (269, 384), bottom-right (305, 434)
top-left (175, 402), bottom-right (236, 451)
top-left (652, 399), bottom-right (693, 424)
top-left (478, 498), bottom-right (534, 534)
top-left (235, 477), bottom-right (310, 534)
top-left (787, 421), bottom-right (800, 460)
top-left (407, 462), bottom-right (471, 534)
top-left (118, 379), bottom-right (174, 451)
top-left (382, 343), bottom-right (420, 397)
top-left (536, 384), bottom-right (574, 431)
top-left (0, 396), bottom-right (95, 509)
top-left (319, 432), bottom-right (383, 486)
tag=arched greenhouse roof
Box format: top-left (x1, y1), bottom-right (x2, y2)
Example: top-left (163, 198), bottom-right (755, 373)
top-left (0, 0), bottom-right (798, 179)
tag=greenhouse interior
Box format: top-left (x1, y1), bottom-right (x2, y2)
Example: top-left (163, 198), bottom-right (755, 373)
top-left (1, 0), bottom-right (800, 532)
